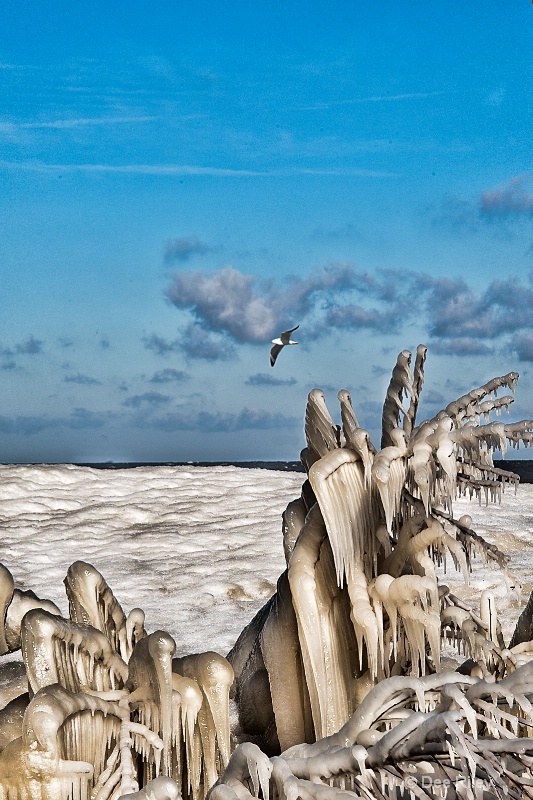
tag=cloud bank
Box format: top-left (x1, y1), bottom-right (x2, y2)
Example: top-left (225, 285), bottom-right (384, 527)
top-left (15, 335), bottom-right (44, 354)
top-left (481, 175), bottom-right (533, 218)
top-left (0, 408), bottom-right (112, 436)
top-left (246, 373), bottom-right (297, 387)
top-left (148, 407), bottom-right (297, 433)
top-left (164, 236), bottom-right (211, 263)
top-left (123, 392), bottom-right (171, 408)
top-left (150, 369), bottom-right (189, 383)
top-left (162, 263), bottom-right (533, 362)
top-left (165, 263), bottom-right (362, 344)
top-left (64, 373), bottom-right (102, 385)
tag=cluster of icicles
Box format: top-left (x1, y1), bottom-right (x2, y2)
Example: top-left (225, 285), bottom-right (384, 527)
top-left (0, 560), bottom-right (233, 800)
top-left (2, 345), bottom-right (533, 800)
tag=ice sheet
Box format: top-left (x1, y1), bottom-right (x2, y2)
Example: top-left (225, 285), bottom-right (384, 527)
top-left (0, 464), bottom-right (303, 656)
top-left (0, 464), bottom-right (531, 659)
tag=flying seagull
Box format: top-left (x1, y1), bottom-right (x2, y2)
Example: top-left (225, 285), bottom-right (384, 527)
top-left (270, 325), bottom-right (299, 367)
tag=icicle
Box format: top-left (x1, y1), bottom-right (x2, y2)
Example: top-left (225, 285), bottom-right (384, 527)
top-left (480, 591), bottom-right (498, 645)
top-left (381, 349), bottom-right (414, 450)
top-left (338, 390), bottom-right (376, 488)
top-left (309, 448), bottom-right (379, 585)
top-left (369, 573), bottom-right (395, 667)
top-left (21, 608), bottom-right (128, 697)
top-left (304, 389), bottom-right (341, 462)
top-left (372, 430), bottom-right (408, 535)
top-left (172, 673), bottom-right (203, 794)
top-left (64, 561), bottom-right (130, 661)
top-left (127, 631), bottom-right (176, 778)
top-left (287, 503), bottom-right (351, 739)
top-left (346, 566), bottom-right (380, 681)
top-left (125, 608), bottom-right (146, 660)
top-left (211, 742), bottom-right (271, 800)
top-left (175, 652), bottom-right (233, 768)
top-left (259, 570), bottom-right (314, 752)
top-left (388, 575), bottom-right (441, 674)
top-left (351, 744), bottom-right (369, 782)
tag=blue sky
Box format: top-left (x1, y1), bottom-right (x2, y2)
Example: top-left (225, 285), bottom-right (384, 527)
top-left (1, 1), bottom-right (532, 463)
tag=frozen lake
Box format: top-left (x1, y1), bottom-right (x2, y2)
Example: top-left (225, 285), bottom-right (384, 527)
top-left (0, 463), bottom-right (532, 661)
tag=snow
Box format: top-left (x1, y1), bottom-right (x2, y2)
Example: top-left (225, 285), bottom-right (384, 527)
top-left (0, 464), bottom-right (303, 657)
top-left (0, 463), bottom-right (532, 663)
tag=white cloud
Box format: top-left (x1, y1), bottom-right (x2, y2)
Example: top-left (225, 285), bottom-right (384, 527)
top-left (0, 161), bottom-right (396, 178)
top-left (18, 116), bottom-right (159, 129)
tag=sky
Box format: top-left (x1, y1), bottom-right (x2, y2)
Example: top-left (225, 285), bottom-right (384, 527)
top-left (0, 0), bottom-right (532, 463)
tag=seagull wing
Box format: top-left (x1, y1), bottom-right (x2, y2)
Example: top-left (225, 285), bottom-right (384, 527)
top-left (280, 325), bottom-right (299, 345)
top-left (270, 343), bottom-right (284, 367)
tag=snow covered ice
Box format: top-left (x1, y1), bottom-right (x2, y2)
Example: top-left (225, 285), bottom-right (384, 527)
top-left (0, 462), bottom-right (531, 657)
top-left (0, 463), bottom-right (305, 657)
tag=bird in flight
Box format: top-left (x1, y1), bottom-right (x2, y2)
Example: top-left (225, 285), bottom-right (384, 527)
top-left (270, 325), bottom-right (299, 367)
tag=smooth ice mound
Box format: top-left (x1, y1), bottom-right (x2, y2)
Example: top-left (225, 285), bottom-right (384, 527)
top-left (1, 345), bottom-right (533, 800)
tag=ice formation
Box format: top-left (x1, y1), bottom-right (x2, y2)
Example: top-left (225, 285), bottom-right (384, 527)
top-left (1, 344), bottom-right (533, 800)
top-left (225, 345), bottom-right (533, 799)
top-left (0, 562), bottom-right (232, 800)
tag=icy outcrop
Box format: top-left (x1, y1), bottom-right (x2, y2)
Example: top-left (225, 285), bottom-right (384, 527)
top-left (21, 608), bottom-right (129, 696)
top-left (226, 344), bottom-right (533, 797)
top-left (65, 560), bottom-right (146, 662)
top-left (0, 575), bottom-right (234, 798)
